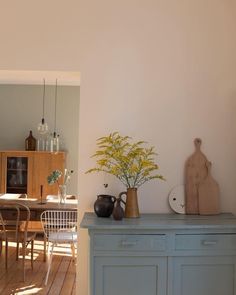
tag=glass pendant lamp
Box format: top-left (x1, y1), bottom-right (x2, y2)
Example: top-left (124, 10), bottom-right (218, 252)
top-left (37, 78), bottom-right (49, 135)
top-left (37, 79), bottom-right (49, 151)
top-left (50, 79), bottom-right (60, 152)
top-left (53, 79), bottom-right (58, 138)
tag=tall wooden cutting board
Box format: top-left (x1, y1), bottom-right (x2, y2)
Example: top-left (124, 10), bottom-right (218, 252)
top-left (185, 138), bottom-right (208, 214)
top-left (198, 161), bottom-right (220, 215)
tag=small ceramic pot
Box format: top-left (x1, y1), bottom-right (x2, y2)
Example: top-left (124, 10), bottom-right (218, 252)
top-left (112, 198), bottom-right (125, 220)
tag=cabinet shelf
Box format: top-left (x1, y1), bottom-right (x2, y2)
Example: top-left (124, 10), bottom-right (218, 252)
top-left (7, 186), bottom-right (27, 189)
top-left (7, 169), bottom-right (27, 172)
top-left (7, 188), bottom-right (27, 193)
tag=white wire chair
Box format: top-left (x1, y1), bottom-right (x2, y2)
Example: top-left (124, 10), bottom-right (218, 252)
top-left (40, 210), bottom-right (77, 285)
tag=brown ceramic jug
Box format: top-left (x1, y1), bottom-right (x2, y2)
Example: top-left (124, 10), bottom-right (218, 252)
top-left (119, 188), bottom-right (140, 218)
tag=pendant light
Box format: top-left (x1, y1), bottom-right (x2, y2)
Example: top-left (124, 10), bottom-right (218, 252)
top-left (53, 79), bottom-right (58, 138)
top-left (37, 79), bottom-right (49, 134)
top-left (52, 79), bottom-right (60, 152)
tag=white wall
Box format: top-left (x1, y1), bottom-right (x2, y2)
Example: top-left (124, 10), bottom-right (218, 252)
top-left (77, 1), bottom-right (236, 294)
top-left (0, 1), bottom-right (236, 294)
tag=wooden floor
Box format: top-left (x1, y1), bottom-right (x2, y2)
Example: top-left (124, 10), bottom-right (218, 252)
top-left (0, 237), bottom-right (76, 295)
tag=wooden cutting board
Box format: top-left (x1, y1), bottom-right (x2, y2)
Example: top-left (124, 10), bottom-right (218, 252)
top-left (185, 138), bottom-right (208, 214)
top-left (198, 161), bottom-right (220, 215)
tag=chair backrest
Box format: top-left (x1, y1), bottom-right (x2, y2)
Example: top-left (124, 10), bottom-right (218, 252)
top-left (40, 210), bottom-right (77, 239)
top-left (0, 202), bottom-right (31, 242)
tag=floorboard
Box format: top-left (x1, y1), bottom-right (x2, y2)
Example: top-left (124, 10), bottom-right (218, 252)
top-left (0, 238), bottom-right (77, 295)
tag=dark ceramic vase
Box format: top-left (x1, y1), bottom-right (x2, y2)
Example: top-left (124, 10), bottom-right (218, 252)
top-left (112, 198), bottom-right (124, 220)
top-left (94, 195), bottom-right (116, 217)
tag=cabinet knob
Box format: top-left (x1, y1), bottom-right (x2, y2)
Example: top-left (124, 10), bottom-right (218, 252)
top-left (202, 240), bottom-right (218, 246)
top-left (120, 240), bottom-right (137, 247)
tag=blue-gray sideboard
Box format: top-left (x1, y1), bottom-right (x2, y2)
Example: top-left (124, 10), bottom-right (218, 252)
top-left (80, 212), bottom-right (236, 295)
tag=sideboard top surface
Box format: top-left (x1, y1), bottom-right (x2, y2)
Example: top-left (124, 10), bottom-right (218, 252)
top-left (80, 212), bottom-right (236, 230)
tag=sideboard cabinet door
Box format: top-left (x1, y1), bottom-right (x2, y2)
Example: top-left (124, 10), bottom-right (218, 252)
top-left (172, 256), bottom-right (236, 295)
top-left (93, 256), bottom-right (167, 295)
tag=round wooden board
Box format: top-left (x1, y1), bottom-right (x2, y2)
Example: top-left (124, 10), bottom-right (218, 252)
top-left (168, 185), bottom-right (186, 214)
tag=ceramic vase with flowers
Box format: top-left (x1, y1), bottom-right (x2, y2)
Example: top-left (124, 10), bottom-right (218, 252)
top-left (47, 169), bottom-right (73, 204)
top-left (86, 132), bottom-right (165, 218)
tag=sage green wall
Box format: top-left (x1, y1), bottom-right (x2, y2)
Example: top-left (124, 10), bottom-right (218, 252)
top-left (0, 84), bottom-right (80, 195)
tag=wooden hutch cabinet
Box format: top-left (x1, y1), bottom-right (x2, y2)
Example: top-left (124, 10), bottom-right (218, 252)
top-left (0, 151), bottom-right (66, 200)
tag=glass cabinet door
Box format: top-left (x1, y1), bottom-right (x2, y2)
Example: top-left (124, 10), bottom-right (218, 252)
top-left (6, 157), bottom-right (28, 193)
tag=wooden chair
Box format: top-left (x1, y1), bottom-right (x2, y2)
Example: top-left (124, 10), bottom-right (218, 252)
top-left (41, 210), bottom-right (77, 285)
top-left (0, 202), bottom-right (36, 281)
top-left (0, 213), bottom-right (5, 255)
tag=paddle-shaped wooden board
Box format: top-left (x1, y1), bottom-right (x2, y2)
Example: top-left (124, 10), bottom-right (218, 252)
top-left (185, 138), bottom-right (208, 214)
top-left (198, 161), bottom-right (220, 215)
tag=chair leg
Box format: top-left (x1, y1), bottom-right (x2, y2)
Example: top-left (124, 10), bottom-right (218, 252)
top-left (45, 242), bottom-right (55, 285)
top-left (22, 241), bottom-right (26, 282)
top-left (5, 239), bottom-right (8, 269)
top-left (0, 238), bottom-right (3, 255)
top-left (43, 235), bottom-right (47, 262)
top-left (47, 241), bottom-right (50, 256)
top-left (70, 243), bottom-right (76, 261)
top-left (31, 239), bottom-right (34, 269)
top-left (16, 241), bottom-right (19, 261)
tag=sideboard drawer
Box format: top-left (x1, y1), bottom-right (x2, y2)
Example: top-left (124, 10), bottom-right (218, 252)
top-left (175, 234), bottom-right (236, 251)
top-left (94, 234), bottom-right (167, 252)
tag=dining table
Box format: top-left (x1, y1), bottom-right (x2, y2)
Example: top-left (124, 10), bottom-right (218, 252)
top-left (0, 193), bottom-right (78, 220)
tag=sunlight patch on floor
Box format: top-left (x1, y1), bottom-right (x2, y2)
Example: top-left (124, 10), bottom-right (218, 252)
top-left (0, 237), bottom-right (76, 295)
top-left (14, 285), bottom-right (42, 294)
top-left (4, 239), bottom-right (76, 261)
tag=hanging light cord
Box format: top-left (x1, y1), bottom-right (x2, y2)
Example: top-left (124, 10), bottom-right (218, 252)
top-left (54, 79), bottom-right (58, 136)
top-left (42, 78), bottom-right (46, 123)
